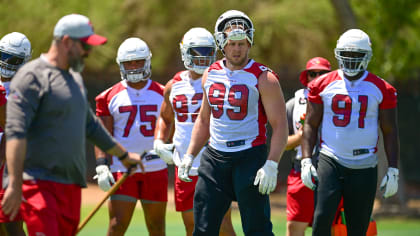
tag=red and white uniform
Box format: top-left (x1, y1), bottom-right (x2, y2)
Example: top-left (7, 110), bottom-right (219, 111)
top-left (96, 79), bottom-right (166, 173)
top-left (286, 88), bottom-right (315, 223)
top-left (292, 88), bottom-right (309, 159)
top-left (308, 70), bottom-right (397, 168)
top-left (170, 71), bottom-right (204, 176)
top-left (0, 85), bottom-right (23, 222)
top-left (205, 59), bottom-right (273, 152)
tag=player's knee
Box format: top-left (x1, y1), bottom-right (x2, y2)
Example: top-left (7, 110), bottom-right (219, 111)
top-left (109, 217), bottom-right (130, 233)
top-left (287, 221), bottom-right (308, 236)
top-left (183, 220), bottom-right (194, 233)
top-left (147, 226), bottom-right (165, 236)
top-left (146, 220), bottom-right (165, 236)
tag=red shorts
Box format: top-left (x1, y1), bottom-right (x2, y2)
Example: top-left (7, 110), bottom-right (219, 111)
top-left (286, 169), bottom-right (314, 223)
top-left (0, 189), bottom-right (23, 222)
top-left (174, 166), bottom-right (198, 212)
top-left (21, 179), bottom-right (81, 236)
top-left (112, 169), bottom-right (168, 202)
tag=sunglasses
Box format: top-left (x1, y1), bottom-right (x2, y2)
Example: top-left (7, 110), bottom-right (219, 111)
top-left (308, 70), bottom-right (329, 77)
top-left (71, 38), bottom-right (93, 51)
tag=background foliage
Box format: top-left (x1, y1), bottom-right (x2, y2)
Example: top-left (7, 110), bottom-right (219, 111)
top-left (0, 0), bottom-right (419, 186)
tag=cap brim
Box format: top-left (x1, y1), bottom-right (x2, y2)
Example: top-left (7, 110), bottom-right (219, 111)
top-left (306, 65), bottom-right (331, 71)
top-left (80, 34), bottom-right (107, 46)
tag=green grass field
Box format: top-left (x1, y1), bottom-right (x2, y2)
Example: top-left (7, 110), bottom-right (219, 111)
top-left (78, 203), bottom-right (420, 235)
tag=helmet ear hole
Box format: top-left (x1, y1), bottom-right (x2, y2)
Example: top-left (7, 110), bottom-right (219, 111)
top-left (116, 37), bottom-right (152, 83)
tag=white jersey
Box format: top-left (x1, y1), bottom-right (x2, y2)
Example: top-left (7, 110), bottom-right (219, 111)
top-left (308, 70), bottom-right (397, 168)
top-left (292, 88), bottom-right (308, 159)
top-left (169, 71), bottom-right (204, 175)
top-left (95, 79), bottom-right (166, 173)
top-left (204, 59), bottom-right (275, 152)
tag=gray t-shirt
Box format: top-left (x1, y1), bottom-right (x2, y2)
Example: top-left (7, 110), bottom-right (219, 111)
top-left (6, 57), bottom-right (116, 187)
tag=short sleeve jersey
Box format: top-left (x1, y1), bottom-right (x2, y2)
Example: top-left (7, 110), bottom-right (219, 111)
top-left (169, 71), bottom-right (204, 175)
top-left (204, 59), bottom-right (276, 152)
top-left (96, 79), bottom-right (166, 173)
top-left (308, 70), bottom-right (397, 161)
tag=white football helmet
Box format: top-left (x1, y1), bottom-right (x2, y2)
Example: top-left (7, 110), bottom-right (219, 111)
top-left (335, 29), bottom-right (372, 77)
top-left (0, 32), bottom-right (31, 78)
top-left (214, 10), bottom-right (254, 53)
top-left (180, 27), bottom-right (217, 74)
top-left (116, 37), bottom-right (152, 83)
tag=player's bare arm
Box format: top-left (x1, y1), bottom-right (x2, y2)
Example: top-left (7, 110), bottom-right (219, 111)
top-left (94, 115), bottom-right (114, 160)
top-left (155, 79), bottom-right (175, 142)
top-left (2, 138), bottom-right (26, 220)
top-left (258, 71), bottom-right (288, 162)
top-left (379, 108), bottom-right (400, 168)
top-left (186, 70), bottom-right (211, 157)
top-left (301, 101), bottom-right (323, 159)
top-left (300, 100), bottom-right (322, 190)
top-left (285, 127), bottom-right (303, 151)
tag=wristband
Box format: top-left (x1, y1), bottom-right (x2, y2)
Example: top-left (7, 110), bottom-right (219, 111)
top-left (96, 157), bottom-right (108, 166)
top-left (118, 152), bottom-right (128, 161)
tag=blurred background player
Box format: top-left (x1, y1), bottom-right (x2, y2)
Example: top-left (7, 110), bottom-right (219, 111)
top-left (284, 57), bottom-right (331, 236)
top-left (178, 10), bottom-right (288, 235)
top-left (154, 27), bottom-right (236, 236)
top-left (301, 29), bottom-right (399, 236)
top-left (94, 37), bottom-right (167, 236)
top-left (0, 32), bottom-right (31, 236)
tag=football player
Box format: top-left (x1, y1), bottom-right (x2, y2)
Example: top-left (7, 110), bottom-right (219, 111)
top-left (94, 37), bottom-right (167, 236)
top-left (154, 27), bottom-right (236, 236)
top-left (178, 10), bottom-right (288, 235)
top-left (301, 29), bottom-right (399, 236)
top-left (0, 32), bottom-right (31, 236)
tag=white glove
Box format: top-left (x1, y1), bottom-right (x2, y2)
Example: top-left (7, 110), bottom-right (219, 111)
top-left (154, 139), bottom-right (174, 164)
top-left (178, 154), bottom-right (194, 182)
top-left (380, 167), bottom-right (399, 198)
top-left (93, 165), bottom-right (115, 192)
top-left (301, 158), bottom-right (318, 190)
top-left (253, 160), bottom-right (279, 195)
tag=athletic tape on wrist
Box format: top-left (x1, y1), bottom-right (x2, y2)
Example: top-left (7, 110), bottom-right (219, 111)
top-left (118, 152), bottom-right (128, 161)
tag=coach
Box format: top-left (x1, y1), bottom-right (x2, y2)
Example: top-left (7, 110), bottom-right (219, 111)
top-left (1, 14), bottom-right (143, 236)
